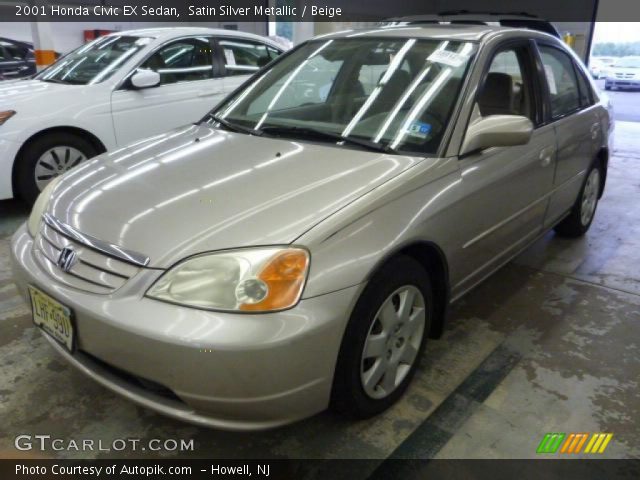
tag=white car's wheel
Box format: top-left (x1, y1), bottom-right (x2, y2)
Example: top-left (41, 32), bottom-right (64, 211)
top-left (33, 146), bottom-right (88, 191)
top-left (15, 132), bottom-right (98, 204)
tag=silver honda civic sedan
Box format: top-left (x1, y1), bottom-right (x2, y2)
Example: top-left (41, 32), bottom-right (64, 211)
top-left (11, 25), bottom-right (611, 430)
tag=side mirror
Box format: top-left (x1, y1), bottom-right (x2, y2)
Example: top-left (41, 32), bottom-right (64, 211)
top-left (460, 115), bottom-right (534, 156)
top-left (130, 69), bottom-right (161, 89)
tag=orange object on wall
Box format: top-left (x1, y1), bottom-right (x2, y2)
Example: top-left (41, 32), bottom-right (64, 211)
top-left (34, 50), bottom-right (57, 66)
top-left (84, 30), bottom-right (114, 42)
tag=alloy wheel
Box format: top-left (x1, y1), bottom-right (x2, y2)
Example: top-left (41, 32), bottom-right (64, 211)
top-left (360, 285), bottom-right (426, 399)
top-left (34, 146), bottom-right (87, 191)
top-left (581, 168), bottom-right (601, 226)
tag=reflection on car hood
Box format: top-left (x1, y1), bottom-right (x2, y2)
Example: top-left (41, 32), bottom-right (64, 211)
top-left (608, 67), bottom-right (640, 74)
top-left (48, 124), bottom-right (423, 268)
top-left (0, 79), bottom-right (74, 109)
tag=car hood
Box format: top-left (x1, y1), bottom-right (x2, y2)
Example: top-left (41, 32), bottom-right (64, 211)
top-left (48, 124), bottom-right (423, 268)
top-left (0, 79), bottom-right (77, 109)
top-left (608, 67), bottom-right (640, 75)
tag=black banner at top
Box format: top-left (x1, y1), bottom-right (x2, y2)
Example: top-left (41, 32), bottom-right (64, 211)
top-left (0, 0), bottom-right (637, 22)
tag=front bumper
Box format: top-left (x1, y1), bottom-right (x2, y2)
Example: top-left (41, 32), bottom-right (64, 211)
top-left (605, 78), bottom-right (640, 89)
top-left (0, 136), bottom-right (21, 200)
top-left (11, 225), bottom-right (359, 430)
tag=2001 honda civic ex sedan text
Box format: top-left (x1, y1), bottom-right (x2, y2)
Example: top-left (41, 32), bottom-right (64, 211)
top-left (11, 25), bottom-right (611, 430)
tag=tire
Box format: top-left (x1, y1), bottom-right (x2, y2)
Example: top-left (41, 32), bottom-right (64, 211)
top-left (604, 83), bottom-right (611, 91)
top-left (15, 132), bottom-right (98, 205)
top-left (331, 255), bottom-right (433, 418)
top-left (554, 162), bottom-right (602, 238)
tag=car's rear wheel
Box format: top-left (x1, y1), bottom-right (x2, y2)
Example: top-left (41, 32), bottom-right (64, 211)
top-left (15, 132), bottom-right (98, 204)
top-left (331, 255), bottom-right (433, 418)
top-left (554, 162), bottom-right (602, 238)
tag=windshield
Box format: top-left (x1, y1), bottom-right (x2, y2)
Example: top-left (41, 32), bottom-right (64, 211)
top-left (613, 58), bottom-right (640, 68)
top-left (35, 35), bottom-right (151, 85)
top-left (211, 37), bottom-right (476, 155)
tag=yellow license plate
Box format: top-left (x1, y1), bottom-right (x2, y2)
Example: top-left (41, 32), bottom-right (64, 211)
top-left (28, 286), bottom-right (75, 352)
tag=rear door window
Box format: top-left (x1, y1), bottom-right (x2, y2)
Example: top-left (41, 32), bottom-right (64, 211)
top-left (219, 39), bottom-right (275, 76)
top-left (267, 46), bottom-right (281, 60)
top-left (575, 66), bottom-right (594, 107)
top-left (538, 45), bottom-right (581, 118)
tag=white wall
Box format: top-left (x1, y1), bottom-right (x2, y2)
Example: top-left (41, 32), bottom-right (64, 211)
top-left (0, 21), bottom-right (267, 53)
top-left (0, 22), bottom-right (31, 43)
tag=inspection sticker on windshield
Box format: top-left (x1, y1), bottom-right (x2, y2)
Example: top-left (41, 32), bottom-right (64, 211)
top-left (224, 49), bottom-right (236, 66)
top-left (406, 122), bottom-right (432, 139)
top-left (428, 50), bottom-right (468, 67)
top-left (544, 64), bottom-right (558, 94)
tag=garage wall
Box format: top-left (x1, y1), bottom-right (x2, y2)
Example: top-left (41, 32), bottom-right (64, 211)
top-left (0, 21), bottom-right (31, 42)
top-left (554, 22), bottom-right (593, 59)
top-left (0, 21), bottom-right (268, 53)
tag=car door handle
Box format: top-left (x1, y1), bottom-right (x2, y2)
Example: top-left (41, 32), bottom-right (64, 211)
top-left (590, 123), bottom-right (600, 140)
top-left (539, 146), bottom-right (554, 167)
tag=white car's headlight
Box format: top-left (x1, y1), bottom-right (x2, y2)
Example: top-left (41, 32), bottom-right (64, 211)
top-left (146, 247), bottom-right (310, 312)
top-left (27, 176), bottom-right (62, 237)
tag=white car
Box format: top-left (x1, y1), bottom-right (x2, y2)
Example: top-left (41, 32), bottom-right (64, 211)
top-left (604, 56), bottom-right (640, 91)
top-left (589, 57), bottom-right (616, 79)
top-left (0, 27), bottom-right (283, 203)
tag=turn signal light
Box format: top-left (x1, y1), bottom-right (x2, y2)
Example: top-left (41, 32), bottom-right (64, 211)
top-left (240, 249), bottom-right (309, 311)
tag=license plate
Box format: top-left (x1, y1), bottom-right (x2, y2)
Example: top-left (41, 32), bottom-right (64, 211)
top-left (28, 286), bottom-right (75, 352)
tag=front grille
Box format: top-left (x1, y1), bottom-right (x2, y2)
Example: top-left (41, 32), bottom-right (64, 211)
top-left (34, 222), bottom-right (141, 294)
top-left (615, 73), bottom-right (635, 79)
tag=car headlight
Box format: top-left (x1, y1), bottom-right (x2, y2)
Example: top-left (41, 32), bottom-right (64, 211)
top-left (27, 176), bottom-right (62, 237)
top-left (146, 247), bottom-right (310, 312)
top-left (0, 110), bottom-right (16, 125)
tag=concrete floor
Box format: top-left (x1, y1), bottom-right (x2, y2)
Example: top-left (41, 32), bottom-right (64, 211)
top-left (0, 122), bottom-right (639, 464)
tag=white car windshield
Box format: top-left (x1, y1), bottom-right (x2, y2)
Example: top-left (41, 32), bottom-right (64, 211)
top-left (211, 37), bottom-right (476, 155)
top-left (35, 35), bottom-right (151, 85)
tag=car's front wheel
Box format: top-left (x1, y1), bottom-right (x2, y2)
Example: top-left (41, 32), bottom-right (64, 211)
top-left (15, 132), bottom-right (98, 204)
top-left (554, 162), bottom-right (602, 238)
top-left (331, 255), bottom-right (433, 418)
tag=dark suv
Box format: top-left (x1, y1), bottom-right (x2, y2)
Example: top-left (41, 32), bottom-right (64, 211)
top-left (0, 38), bottom-right (36, 80)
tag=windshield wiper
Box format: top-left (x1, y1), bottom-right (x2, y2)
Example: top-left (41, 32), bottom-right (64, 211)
top-left (40, 78), bottom-right (70, 84)
top-left (259, 125), bottom-right (394, 154)
top-left (206, 114), bottom-right (262, 136)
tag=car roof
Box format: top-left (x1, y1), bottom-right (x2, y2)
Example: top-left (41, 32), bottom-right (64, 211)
top-left (383, 14), bottom-right (560, 38)
top-left (0, 37), bottom-right (33, 47)
top-left (388, 13), bottom-right (547, 22)
top-left (104, 27), bottom-right (281, 47)
top-left (316, 24), bottom-right (506, 42)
